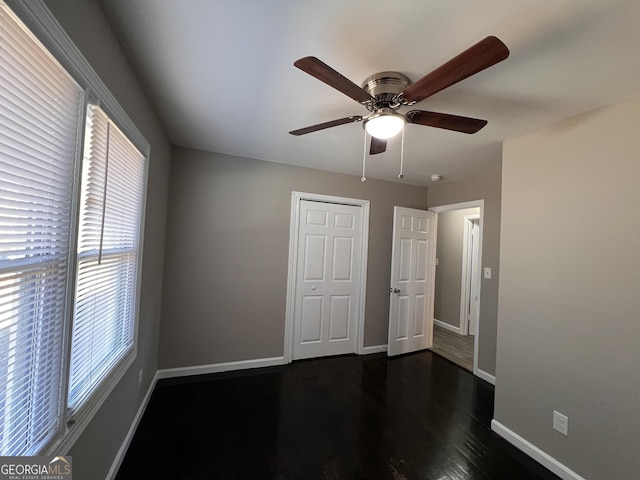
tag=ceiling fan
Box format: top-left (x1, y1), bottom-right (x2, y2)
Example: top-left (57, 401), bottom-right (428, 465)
top-left (289, 36), bottom-right (509, 155)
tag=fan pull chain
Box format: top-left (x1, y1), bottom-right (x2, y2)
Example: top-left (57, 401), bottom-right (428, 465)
top-left (398, 128), bottom-right (405, 180)
top-left (361, 131), bottom-right (367, 182)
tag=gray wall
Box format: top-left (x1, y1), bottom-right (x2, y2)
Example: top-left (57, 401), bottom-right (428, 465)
top-left (427, 168), bottom-right (502, 375)
top-left (43, 1), bottom-right (172, 479)
top-left (434, 207), bottom-right (479, 329)
top-left (160, 148), bottom-right (427, 368)
top-left (496, 95), bottom-right (640, 479)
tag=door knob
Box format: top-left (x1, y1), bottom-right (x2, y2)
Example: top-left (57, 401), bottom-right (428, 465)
top-left (389, 288), bottom-right (400, 294)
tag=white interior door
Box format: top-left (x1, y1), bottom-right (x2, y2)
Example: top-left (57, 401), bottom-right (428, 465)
top-left (388, 206), bottom-right (435, 356)
top-left (468, 219), bottom-right (480, 335)
top-left (293, 200), bottom-right (362, 360)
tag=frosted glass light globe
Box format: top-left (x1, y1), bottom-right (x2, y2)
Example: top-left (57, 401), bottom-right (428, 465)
top-left (365, 114), bottom-right (405, 139)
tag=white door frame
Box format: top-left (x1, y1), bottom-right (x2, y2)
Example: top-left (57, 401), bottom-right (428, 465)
top-left (460, 214), bottom-right (480, 336)
top-left (429, 200), bottom-right (484, 376)
top-left (284, 192), bottom-right (370, 363)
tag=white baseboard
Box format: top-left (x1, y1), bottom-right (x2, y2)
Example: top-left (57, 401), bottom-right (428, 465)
top-left (362, 344), bottom-right (388, 354)
top-left (433, 318), bottom-right (461, 334)
top-left (105, 371), bottom-right (159, 480)
top-left (491, 420), bottom-right (586, 480)
top-left (157, 356), bottom-right (286, 379)
top-left (475, 368), bottom-right (496, 385)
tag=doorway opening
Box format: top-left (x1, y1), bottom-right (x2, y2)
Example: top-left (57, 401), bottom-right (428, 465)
top-left (429, 201), bottom-right (483, 374)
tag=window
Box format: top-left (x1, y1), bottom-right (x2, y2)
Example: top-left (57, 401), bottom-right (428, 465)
top-left (0, 3), bottom-right (83, 455)
top-left (68, 105), bottom-right (145, 411)
top-left (0, 1), bottom-right (148, 455)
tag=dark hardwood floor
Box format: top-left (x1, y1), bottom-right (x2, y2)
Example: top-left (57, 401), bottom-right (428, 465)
top-left (116, 351), bottom-right (560, 480)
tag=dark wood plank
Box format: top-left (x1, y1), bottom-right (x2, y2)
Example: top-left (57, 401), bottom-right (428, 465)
top-left (402, 36), bottom-right (509, 104)
top-left (116, 352), bottom-right (560, 480)
top-left (294, 57), bottom-right (373, 103)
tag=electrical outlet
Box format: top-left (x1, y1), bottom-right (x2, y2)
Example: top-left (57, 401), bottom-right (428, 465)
top-left (553, 410), bottom-right (568, 436)
top-left (138, 369), bottom-right (143, 391)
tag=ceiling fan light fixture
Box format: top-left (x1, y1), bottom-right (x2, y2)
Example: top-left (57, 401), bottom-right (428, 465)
top-left (365, 112), bottom-right (405, 139)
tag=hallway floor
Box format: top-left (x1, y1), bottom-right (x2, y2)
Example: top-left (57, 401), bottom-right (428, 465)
top-left (430, 323), bottom-right (475, 372)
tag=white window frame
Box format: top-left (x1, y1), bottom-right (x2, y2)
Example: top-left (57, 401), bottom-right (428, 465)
top-left (3, 0), bottom-right (150, 455)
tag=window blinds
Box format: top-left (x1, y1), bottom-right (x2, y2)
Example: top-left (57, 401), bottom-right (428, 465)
top-left (68, 105), bottom-right (144, 410)
top-left (0, 5), bottom-right (83, 455)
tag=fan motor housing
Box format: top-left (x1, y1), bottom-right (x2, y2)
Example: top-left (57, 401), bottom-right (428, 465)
top-left (362, 71), bottom-right (411, 110)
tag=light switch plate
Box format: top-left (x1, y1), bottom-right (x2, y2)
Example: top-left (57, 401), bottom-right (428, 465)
top-left (483, 267), bottom-right (492, 279)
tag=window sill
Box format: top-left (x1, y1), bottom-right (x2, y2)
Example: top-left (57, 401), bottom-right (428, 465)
top-left (45, 349), bottom-right (137, 456)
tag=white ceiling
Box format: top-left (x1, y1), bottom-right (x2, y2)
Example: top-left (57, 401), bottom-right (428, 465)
top-left (99, 0), bottom-right (640, 186)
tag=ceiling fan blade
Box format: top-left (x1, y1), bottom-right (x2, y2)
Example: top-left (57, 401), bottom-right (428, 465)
top-left (294, 57), bottom-right (373, 104)
top-left (369, 137), bottom-right (387, 155)
top-left (406, 110), bottom-right (488, 134)
top-left (289, 115), bottom-right (363, 136)
top-left (402, 36), bottom-right (509, 104)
